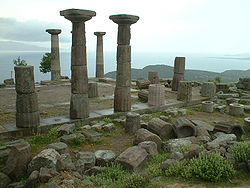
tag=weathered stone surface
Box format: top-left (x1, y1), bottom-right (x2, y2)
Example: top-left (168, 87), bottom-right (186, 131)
top-left (39, 167), bottom-right (54, 183)
top-left (201, 101), bottom-right (214, 113)
top-left (25, 170), bottom-right (39, 188)
top-left (110, 14), bottom-right (139, 112)
top-left (5, 140), bottom-right (32, 179)
top-left (184, 144), bottom-right (204, 159)
top-left (71, 65), bottom-right (88, 94)
top-left (138, 141), bottom-right (158, 155)
top-left (95, 150), bottom-right (116, 166)
top-left (229, 103), bottom-right (244, 116)
top-left (138, 90), bottom-right (148, 101)
top-left (57, 123), bottom-right (75, 135)
top-left (148, 71), bottom-right (159, 84)
top-left (48, 142), bottom-right (69, 154)
top-left (28, 148), bottom-right (60, 173)
top-left (116, 146), bottom-right (148, 171)
top-left (46, 29), bottom-right (61, 81)
top-left (200, 82), bottom-right (216, 98)
top-left (177, 81), bottom-right (192, 102)
top-left (14, 66), bottom-right (35, 94)
top-left (60, 133), bottom-right (84, 143)
top-left (166, 138), bottom-right (192, 152)
top-left (0, 146), bottom-right (10, 165)
top-left (94, 32), bottom-right (106, 78)
top-left (148, 84), bottom-right (165, 106)
top-left (172, 73), bottom-right (184, 91)
top-left (81, 129), bottom-right (102, 143)
top-left (88, 82), bottom-right (98, 98)
top-left (125, 112), bottom-right (141, 133)
top-left (16, 93), bottom-right (38, 113)
top-left (216, 83), bottom-right (229, 93)
top-left (173, 118), bottom-right (197, 138)
top-left (195, 125), bottom-right (210, 137)
top-left (217, 93), bottom-right (239, 99)
top-left (191, 120), bottom-right (214, 132)
top-left (76, 151), bottom-right (96, 170)
top-left (16, 111), bottom-right (40, 128)
top-left (114, 86), bottom-right (131, 112)
top-left (170, 152), bottom-right (184, 161)
top-left (244, 117), bottom-right (250, 133)
top-left (172, 57), bottom-right (185, 91)
top-left (85, 166), bottom-right (106, 176)
top-left (56, 153), bottom-right (76, 171)
top-left (70, 93), bottom-right (89, 119)
top-left (134, 128), bottom-right (162, 151)
top-left (206, 133), bottom-right (236, 150)
top-left (136, 78), bottom-right (151, 89)
top-left (103, 123), bottom-right (115, 131)
top-left (214, 122), bottom-right (243, 140)
top-left (148, 118), bottom-right (174, 139)
top-left (0, 172), bottom-right (11, 188)
top-left (161, 159), bottom-right (178, 171)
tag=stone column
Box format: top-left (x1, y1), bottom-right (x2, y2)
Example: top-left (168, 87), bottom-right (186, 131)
top-left (60, 9), bottom-right (96, 119)
top-left (148, 84), bottom-right (165, 106)
top-left (109, 14), bottom-right (139, 112)
top-left (15, 66), bottom-right (40, 128)
top-left (148, 71), bottom-right (159, 84)
top-left (94, 32), bottom-right (106, 78)
top-left (46, 29), bottom-right (62, 81)
top-left (172, 57), bottom-right (185, 91)
top-left (177, 81), bottom-right (192, 102)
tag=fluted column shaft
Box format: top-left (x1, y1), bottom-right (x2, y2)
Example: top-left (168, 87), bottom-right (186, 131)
top-left (172, 57), bottom-right (185, 91)
top-left (94, 32), bottom-right (105, 78)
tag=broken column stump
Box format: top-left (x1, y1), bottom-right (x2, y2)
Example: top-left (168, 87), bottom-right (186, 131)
top-left (148, 84), bottom-right (165, 106)
top-left (148, 118), bottom-right (174, 139)
top-left (138, 90), bottom-right (149, 102)
top-left (125, 112), bottom-right (141, 133)
top-left (200, 82), bottom-right (216, 98)
top-left (172, 57), bottom-right (185, 91)
top-left (88, 82), bottom-right (98, 98)
top-left (148, 71), bottom-right (159, 84)
top-left (136, 78), bottom-right (151, 89)
top-left (173, 118), bottom-right (197, 138)
top-left (15, 66), bottom-right (40, 128)
top-left (202, 101), bottom-right (214, 113)
top-left (177, 81), bottom-right (192, 103)
top-left (229, 103), bottom-right (244, 116)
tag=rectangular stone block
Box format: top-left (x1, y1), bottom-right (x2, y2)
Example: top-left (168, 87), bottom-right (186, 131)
top-left (16, 93), bottom-right (39, 113)
top-left (117, 45), bottom-right (131, 62)
top-left (16, 111), bottom-right (40, 128)
top-left (116, 62), bottom-right (131, 87)
top-left (71, 65), bottom-right (88, 94)
top-left (148, 84), bottom-right (165, 106)
top-left (114, 86), bottom-right (131, 112)
top-left (177, 81), bottom-right (192, 102)
top-left (70, 93), bottom-right (89, 119)
top-left (14, 66), bottom-right (35, 94)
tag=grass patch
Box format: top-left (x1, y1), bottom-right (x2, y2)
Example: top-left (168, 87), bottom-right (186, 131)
top-left (67, 137), bottom-right (87, 148)
top-left (88, 163), bottom-right (148, 188)
top-left (142, 112), bottom-right (167, 123)
top-left (145, 152), bottom-right (170, 177)
top-left (103, 117), bottom-right (113, 124)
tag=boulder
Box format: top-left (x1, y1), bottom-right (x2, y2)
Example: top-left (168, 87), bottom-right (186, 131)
top-left (173, 118), bottom-right (197, 138)
top-left (125, 112), bottom-right (141, 133)
top-left (76, 151), bottom-right (96, 170)
top-left (161, 159), bottom-right (178, 171)
top-left (25, 170), bottom-right (39, 188)
top-left (5, 140), bottom-right (32, 179)
top-left (56, 153), bottom-right (76, 171)
top-left (95, 150), bottom-right (116, 166)
top-left (39, 167), bottom-right (57, 183)
top-left (116, 146), bottom-right (148, 171)
top-left (60, 133), bottom-right (84, 143)
top-left (0, 172), bottom-right (11, 188)
top-left (28, 148), bottom-right (60, 173)
top-left (138, 141), bottom-right (158, 155)
top-left (183, 144), bottom-right (204, 159)
top-left (170, 152), bottom-right (184, 161)
top-left (57, 123), bottom-right (75, 135)
top-left (206, 133), bottom-right (236, 150)
top-left (166, 138), bottom-right (192, 152)
top-left (134, 128), bottom-right (162, 151)
top-left (48, 142), bottom-right (69, 154)
top-left (81, 129), bottom-right (102, 143)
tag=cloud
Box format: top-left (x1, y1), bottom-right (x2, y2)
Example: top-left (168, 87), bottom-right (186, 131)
top-left (0, 17), bottom-right (70, 42)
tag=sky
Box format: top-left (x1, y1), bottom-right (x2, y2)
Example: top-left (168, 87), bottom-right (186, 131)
top-left (0, 0), bottom-right (249, 54)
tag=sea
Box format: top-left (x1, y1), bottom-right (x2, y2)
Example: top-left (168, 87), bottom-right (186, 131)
top-left (0, 51), bottom-right (250, 83)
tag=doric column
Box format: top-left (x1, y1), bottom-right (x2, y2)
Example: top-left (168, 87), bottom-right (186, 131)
top-left (46, 29), bottom-right (62, 81)
top-left (109, 14), bottom-right (139, 112)
top-left (60, 9), bottom-right (96, 119)
top-left (94, 32), bottom-right (106, 78)
top-left (172, 57), bottom-right (185, 91)
top-left (15, 66), bottom-right (40, 128)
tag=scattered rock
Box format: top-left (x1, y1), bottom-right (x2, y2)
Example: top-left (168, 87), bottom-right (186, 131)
top-left (57, 123), bottom-right (75, 135)
top-left (82, 125), bottom-right (92, 129)
top-left (184, 144), bottom-right (204, 159)
top-left (103, 123), bottom-right (115, 131)
top-left (95, 150), bottom-right (116, 166)
top-left (173, 118), bottom-right (197, 138)
top-left (85, 166), bottom-right (106, 176)
top-left (25, 170), bottom-right (39, 188)
top-left (116, 146), bottom-right (148, 172)
top-left (60, 133), bottom-right (84, 143)
top-left (166, 138), bottom-right (192, 152)
top-left (161, 159), bottom-right (178, 171)
top-left (57, 153), bottom-right (76, 171)
top-left (170, 152), bottom-right (184, 161)
top-left (148, 118), bottom-right (174, 139)
top-left (0, 172), bottom-right (11, 188)
top-left (138, 141), bottom-right (159, 155)
top-left (81, 129), bottom-right (102, 143)
top-left (134, 128), bottom-right (162, 151)
top-left (39, 167), bottom-right (53, 183)
top-left (191, 120), bottom-right (214, 132)
top-left (76, 151), bottom-right (96, 170)
top-left (48, 142), bottom-right (69, 154)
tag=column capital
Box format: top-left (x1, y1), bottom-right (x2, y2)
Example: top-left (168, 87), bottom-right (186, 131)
top-left (46, 29), bottom-right (61, 35)
top-left (94, 32), bottom-right (106, 36)
top-left (109, 14), bottom-right (139, 25)
top-left (60, 8), bottom-right (96, 22)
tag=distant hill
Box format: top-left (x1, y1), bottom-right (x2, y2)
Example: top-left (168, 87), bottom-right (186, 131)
top-left (105, 64), bottom-right (250, 83)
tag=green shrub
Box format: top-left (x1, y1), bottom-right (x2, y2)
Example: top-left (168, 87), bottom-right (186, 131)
top-left (165, 152), bottom-right (235, 182)
top-left (146, 152), bottom-right (170, 177)
top-left (122, 173), bottom-right (148, 188)
top-left (231, 141), bottom-right (250, 170)
top-left (103, 117), bottom-right (113, 124)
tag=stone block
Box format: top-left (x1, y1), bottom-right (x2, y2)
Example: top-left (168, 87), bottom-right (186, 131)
top-left (173, 118), bottom-right (197, 138)
top-left (200, 82), bottom-right (216, 97)
top-left (136, 78), bottom-right (151, 89)
top-left (116, 146), bottom-right (148, 171)
top-left (57, 123), bottom-right (75, 135)
top-left (177, 81), bottom-right (192, 102)
top-left (76, 151), bottom-right (96, 170)
top-left (70, 93), bottom-right (89, 119)
top-left (81, 129), bottom-right (103, 143)
top-left (138, 141), bottom-right (158, 155)
top-left (48, 142), bottom-right (69, 154)
top-left (148, 84), bottom-right (165, 106)
top-left (148, 71), bottom-right (159, 84)
top-left (125, 112), bottom-right (141, 133)
top-left (148, 118), bottom-right (174, 139)
top-left (95, 150), bottom-right (116, 166)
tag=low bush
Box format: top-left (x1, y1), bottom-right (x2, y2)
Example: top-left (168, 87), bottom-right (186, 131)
top-left (231, 141), bottom-right (250, 170)
top-left (165, 152), bottom-right (235, 182)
